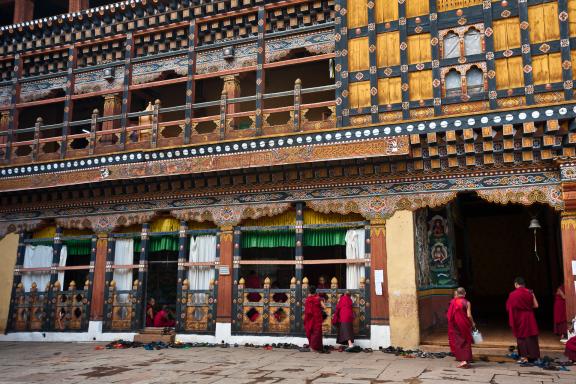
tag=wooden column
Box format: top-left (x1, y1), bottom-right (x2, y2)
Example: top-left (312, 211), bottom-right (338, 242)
top-left (0, 111), bottom-right (8, 149)
top-left (561, 212), bottom-right (576, 321)
top-left (13, 0), bottom-right (34, 24)
top-left (217, 225), bottom-right (233, 323)
top-left (221, 75), bottom-right (241, 129)
top-left (176, 221), bottom-right (188, 332)
top-left (90, 233), bottom-right (109, 321)
top-left (101, 94), bottom-right (122, 144)
top-left (68, 0), bottom-right (89, 13)
top-left (370, 219), bottom-right (389, 324)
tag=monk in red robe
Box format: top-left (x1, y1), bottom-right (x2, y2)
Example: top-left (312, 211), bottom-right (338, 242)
top-left (146, 297), bottom-right (156, 327)
top-left (153, 305), bottom-right (176, 327)
top-left (447, 287), bottom-right (475, 368)
top-left (506, 277), bottom-right (540, 363)
top-left (553, 284), bottom-right (567, 339)
top-left (333, 291), bottom-right (355, 350)
top-left (304, 285), bottom-right (325, 352)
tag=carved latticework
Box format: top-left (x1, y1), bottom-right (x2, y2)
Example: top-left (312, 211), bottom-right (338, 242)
top-left (302, 277), bottom-right (369, 338)
top-left (233, 276), bottom-right (297, 334)
top-left (103, 280), bottom-right (141, 332)
top-left (52, 280), bottom-right (91, 331)
top-left (12, 282), bottom-right (48, 332)
top-left (179, 279), bottom-right (217, 333)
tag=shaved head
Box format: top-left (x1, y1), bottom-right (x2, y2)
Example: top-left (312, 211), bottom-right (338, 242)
top-left (456, 287), bottom-right (466, 297)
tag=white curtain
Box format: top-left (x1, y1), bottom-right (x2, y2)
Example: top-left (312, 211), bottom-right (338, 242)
top-left (113, 239), bottom-right (134, 303)
top-left (443, 33), bottom-right (460, 59)
top-left (57, 245), bottom-right (68, 290)
top-left (464, 29), bottom-right (482, 56)
top-left (188, 235), bottom-right (217, 304)
top-left (345, 229), bottom-right (365, 290)
top-left (22, 245), bottom-right (53, 292)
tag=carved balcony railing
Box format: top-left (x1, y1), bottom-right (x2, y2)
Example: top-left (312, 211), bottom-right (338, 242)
top-left (103, 280), bottom-right (141, 332)
top-left (233, 276), bottom-right (297, 335)
top-left (11, 282), bottom-right (49, 332)
top-left (302, 277), bottom-right (369, 339)
top-left (51, 280), bottom-right (91, 332)
top-left (0, 81), bottom-right (335, 166)
top-left (178, 279), bottom-right (217, 333)
top-left (232, 275), bottom-right (369, 337)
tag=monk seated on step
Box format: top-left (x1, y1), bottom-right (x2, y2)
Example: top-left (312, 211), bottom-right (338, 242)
top-left (153, 305), bottom-right (176, 328)
top-left (565, 318), bottom-right (576, 362)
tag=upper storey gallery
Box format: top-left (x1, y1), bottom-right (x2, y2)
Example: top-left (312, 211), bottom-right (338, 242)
top-left (0, 0), bottom-right (576, 168)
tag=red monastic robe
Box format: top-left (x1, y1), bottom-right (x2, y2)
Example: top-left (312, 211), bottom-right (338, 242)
top-left (334, 294), bottom-right (354, 323)
top-left (553, 285), bottom-right (567, 336)
top-left (446, 297), bottom-right (473, 362)
top-left (153, 309), bottom-right (175, 327)
top-left (506, 287), bottom-right (540, 360)
top-left (565, 336), bottom-right (576, 361)
top-left (146, 304), bottom-right (155, 327)
top-left (304, 294), bottom-right (324, 351)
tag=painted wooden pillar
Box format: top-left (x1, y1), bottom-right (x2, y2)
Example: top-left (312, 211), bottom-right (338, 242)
top-left (482, 0), bottom-right (498, 110)
top-left (294, 202), bottom-right (304, 332)
top-left (517, 0), bottom-right (535, 105)
top-left (0, 112), bottom-right (8, 149)
top-left (120, 33), bottom-right (134, 148)
top-left (217, 225), bottom-right (234, 323)
top-left (7, 232), bottom-right (28, 331)
top-left (184, 20), bottom-right (198, 144)
top-left (69, 0), bottom-right (89, 13)
top-left (90, 233), bottom-right (109, 321)
top-left (136, 224), bottom-right (150, 330)
top-left (370, 218), bottom-right (389, 324)
top-left (61, 45), bottom-right (77, 159)
top-left (255, 6), bottom-right (266, 134)
top-left (101, 94), bottom-right (122, 144)
top-left (176, 221), bottom-right (188, 332)
top-left (335, 0), bottom-right (349, 127)
top-left (13, 0), bottom-right (34, 24)
top-left (6, 55), bottom-right (22, 161)
top-left (222, 75), bottom-right (241, 130)
top-left (561, 212), bottom-right (576, 321)
top-left (558, 0), bottom-right (574, 101)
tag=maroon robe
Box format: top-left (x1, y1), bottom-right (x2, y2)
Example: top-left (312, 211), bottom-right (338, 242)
top-left (146, 304), bottom-right (155, 327)
top-left (565, 336), bottom-right (576, 361)
top-left (153, 309), bottom-right (175, 327)
top-left (334, 294), bottom-right (355, 344)
top-left (304, 294), bottom-right (324, 351)
top-left (553, 285), bottom-right (567, 336)
top-left (506, 287), bottom-right (540, 360)
top-left (446, 297), bottom-right (473, 362)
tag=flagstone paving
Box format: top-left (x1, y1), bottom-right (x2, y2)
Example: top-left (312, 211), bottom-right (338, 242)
top-left (0, 342), bottom-right (574, 383)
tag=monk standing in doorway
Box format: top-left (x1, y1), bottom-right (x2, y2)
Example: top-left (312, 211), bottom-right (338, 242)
top-left (553, 284), bottom-right (567, 341)
top-left (304, 286), bottom-right (326, 353)
top-left (506, 277), bottom-right (541, 363)
top-left (447, 287), bottom-right (475, 368)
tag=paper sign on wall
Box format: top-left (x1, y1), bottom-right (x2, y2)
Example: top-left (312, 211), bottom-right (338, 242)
top-left (374, 269), bottom-right (384, 296)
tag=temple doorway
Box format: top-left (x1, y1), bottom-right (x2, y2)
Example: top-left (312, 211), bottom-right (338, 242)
top-left (417, 193), bottom-right (564, 349)
top-left (146, 250), bottom-right (178, 308)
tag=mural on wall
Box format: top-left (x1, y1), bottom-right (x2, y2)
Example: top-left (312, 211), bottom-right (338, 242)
top-left (415, 207), bottom-right (457, 289)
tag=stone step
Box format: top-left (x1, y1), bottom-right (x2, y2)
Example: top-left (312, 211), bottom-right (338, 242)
top-left (140, 327), bottom-right (172, 334)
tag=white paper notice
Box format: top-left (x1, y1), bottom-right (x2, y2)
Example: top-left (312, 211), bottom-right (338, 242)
top-left (374, 269), bottom-right (384, 296)
top-left (573, 260), bottom-right (576, 276)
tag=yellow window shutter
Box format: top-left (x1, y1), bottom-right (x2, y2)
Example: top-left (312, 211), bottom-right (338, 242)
top-left (508, 57), bottom-right (524, 89)
top-left (349, 81), bottom-right (371, 108)
top-left (348, 37), bottom-right (370, 72)
top-left (543, 2), bottom-right (560, 41)
top-left (569, 0), bottom-right (576, 37)
top-left (375, 0), bottom-right (398, 24)
top-left (378, 78), bottom-right (390, 105)
top-left (528, 5), bottom-right (546, 44)
top-left (495, 58), bottom-right (511, 90)
top-left (348, 0), bottom-right (368, 28)
top-left (547, 53), bottom-right (563, 84)
top-left (389, 77), bottom-right (402, 104)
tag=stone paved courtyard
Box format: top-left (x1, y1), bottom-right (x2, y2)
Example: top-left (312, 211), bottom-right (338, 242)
top-left (0, 342), bottom-right (574, 383)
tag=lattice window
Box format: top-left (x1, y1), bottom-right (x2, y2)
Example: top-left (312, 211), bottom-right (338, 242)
top-left (77, 40), bottom-right (125, 68)
top-left (445, 69), bottom-right (462, 97)
top-left (134, 26), bottom-right (189, 57)
top-left (266, 0), bottom-right (335, 33)
top-left (23, 50), bottom-right (69, 77)
top-left (466, 66), bottom-right (484, 94)
top-left (198, 13), bottom-right (258, 45)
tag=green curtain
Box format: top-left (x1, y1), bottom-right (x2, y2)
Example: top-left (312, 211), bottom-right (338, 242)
top-left (63, 239), bottom-right (93, 256)
top-left (150, 235), bottom-right (179, 252)
top-left (130, 236), bottom-right (178, 253)
top-left (303, 228), bottom-right (347, 247)
top-left (241, 230), bottom-right (296, 248)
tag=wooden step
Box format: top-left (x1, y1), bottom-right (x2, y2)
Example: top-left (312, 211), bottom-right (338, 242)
top-left (133, 333), bottom-right (175, 344)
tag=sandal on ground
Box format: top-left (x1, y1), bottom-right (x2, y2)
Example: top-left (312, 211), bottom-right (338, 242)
top-left (457, 362), bottom-right (469, 369)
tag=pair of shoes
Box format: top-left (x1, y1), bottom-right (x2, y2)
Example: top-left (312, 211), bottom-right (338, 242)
top-left (298, 347), bottom-right (310, 352)
top-left (345, 346), bottom-right (362, 353)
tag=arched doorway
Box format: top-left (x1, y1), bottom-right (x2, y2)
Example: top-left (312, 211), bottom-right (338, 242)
top-left (417, 192), bottom-right (563, 349)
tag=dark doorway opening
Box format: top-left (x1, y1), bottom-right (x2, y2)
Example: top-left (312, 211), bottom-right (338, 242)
top-left (146, 251), bottom-right (178, 309)
top-left (302, 245), bottom-right (347, 289)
